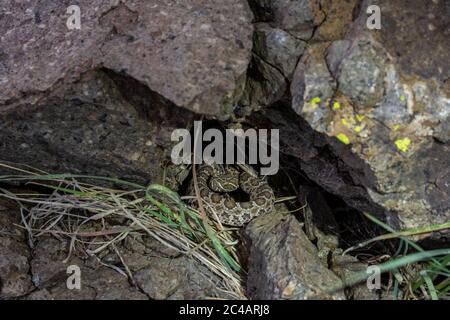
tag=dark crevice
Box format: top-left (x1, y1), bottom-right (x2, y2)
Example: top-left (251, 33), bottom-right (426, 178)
top-left (251, 52), bottom-right (289, 84)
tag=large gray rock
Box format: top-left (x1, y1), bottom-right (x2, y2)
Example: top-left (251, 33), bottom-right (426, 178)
top-left (236, 22), bottom-right (305, 117)
top-left (372, 0), bottom-right (449, 83)
top-left (0, 0), bottom-right (253, 115)
top-left (290, 0), bottom-right (450, 231)
top-left (291, 43), bottom-right (335, 132)
top-left (312, 0), bottom-right (359, 41)
top-left (0, 70), bottom-right (193, 187)
top-left (244, 204), bottom-right (345, 300)
top-left (253, 23), bottom-right (306, 79)
top-left (0, 0), bottom-right (255, 185)
top-left (249, 0), bottom-right (325, 40)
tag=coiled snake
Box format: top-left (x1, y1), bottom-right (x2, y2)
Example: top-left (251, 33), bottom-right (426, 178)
top-left (193, 164), bottom-right (275, 226)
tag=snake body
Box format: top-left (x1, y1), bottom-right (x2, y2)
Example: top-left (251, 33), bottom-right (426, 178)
top-left (195, 164), bottom-right (275, 226)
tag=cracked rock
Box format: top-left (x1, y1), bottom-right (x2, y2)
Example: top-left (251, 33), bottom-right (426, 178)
top-left (329, 35), bottom-right (387, 108)
top-left (253, 23), bottom-right (306, 79)
top-left (244, 204), bottom-right (345, 300)
top-left (290, 0), bottom-right (450, 232)
top-left (0, 0), bottom-right (253, 116)
top-left (249, 0), bottom-right (325, 40)
top-left (291, 43), bottom-right (336, 132)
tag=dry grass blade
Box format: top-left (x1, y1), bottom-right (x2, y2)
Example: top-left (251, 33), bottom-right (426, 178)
top-left (0, 162), bottom-right (245, 299)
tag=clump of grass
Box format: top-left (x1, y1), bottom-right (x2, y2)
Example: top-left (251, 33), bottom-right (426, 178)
top-left (0, 162), bottom-right (245, 299)
top-left (338, 213), bottom-right (450, 300)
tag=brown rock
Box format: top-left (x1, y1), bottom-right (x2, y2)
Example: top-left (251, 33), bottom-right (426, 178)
top-left (0, 207), bottom-right (33, 298)
top-left (0, 0), bottom-right (254, 115)
top-left (244, 204), bottom-right (345, 300)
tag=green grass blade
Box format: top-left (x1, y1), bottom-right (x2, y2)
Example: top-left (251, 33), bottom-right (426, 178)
top-left (420, 270), bottom-right (439, 300)
top-left (361, 213), bottom-right (446, 271)
top-left (204, 223), bottom-right (241, 272)
top-left (330, 248), bottom-right (450, 292)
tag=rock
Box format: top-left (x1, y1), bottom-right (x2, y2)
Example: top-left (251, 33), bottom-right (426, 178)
top-left (0, 0), bottom-right (255, 186)
top-left (249, 0), bottom-right (325, 40)
top-left (28, 267), bottom-right (148, 300)
top-left (133, 254), bottom-right (232, 300)
top-left (300, 186), bottom-right (340, 263)
top-left (312, 0), bottom-right (360, 41)
top-left (27, 230), bottom-right (231, 299)
top-left (253, 23), bottom-right (306, 79)
top-left (30, 237), bottom-right (84, 288)
top-left (0, 202), bottom-right (33, 299)
top-left (331, 254), bottom-right (379, 300)
top-left (123, 233), bottom-right (181, 258)
top-left (330, 36), bottom-right (387, 108)
top-left (291, 43), bottom-right (336, 132)
top-left (0, 209), bottom-right (33, 298)
top-left (0, 0), bottom-right (253, 116)
top-left (28, 235), bottom-right (149, 299)
top-left (237, 15), bottom-right (306, 117)
top-left (26, 289), bottom-right (54, 300)
top-left (248, 104), bottom-right (386, 220)
top-left (372, 0), bottom-right (450, 83)
top-left (237, 55), bottom-right (287, 117)
top-left (126, 235), bottom-right (232, 300)
top-left (0, 70), bottom-right (193, 188)
top-left (289, 0), bottom-right (450, 232)
top-left (244, 204), bottom-right (345, 300)
top-left (63, 268), bottom-right (148, 300)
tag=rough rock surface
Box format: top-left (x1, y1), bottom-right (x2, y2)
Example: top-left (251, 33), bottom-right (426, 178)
top-left (26, 236), bottom-right (147, 300)
top-left (331, 254), bottom-right (379, 300)
top-left (244, 204), bottom-right (346, 300)
top-left (0, 204), bottom-right (33, 298)
top-left (0, 197), bottom-right (230, 300)
top-left (253, 23), bottom-right (305, 79)
top-left (119, 234), bottom-right (232, 299)
top-left (249, 104), bottom-right (388, 222)
top-left (0, 0), bottom-right (254, 186)
top-left (0, 69), bottom-right (195, 187)
top-left (29, 231), bottom-right (232, 300)
top-left (248, 0), bottom-right (325, 40)
top-left (290, 0), bottom-right (450, 230)
top-left (0, 0), bottom-right (253, 115)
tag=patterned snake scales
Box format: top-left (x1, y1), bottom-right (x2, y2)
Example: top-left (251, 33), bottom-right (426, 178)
top-left (194, 164), bottom-right (275, 226)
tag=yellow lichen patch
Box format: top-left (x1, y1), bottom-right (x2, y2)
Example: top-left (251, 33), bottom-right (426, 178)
top-left (392, 124), bottom-right (401, 131)
top-left (341, 118), bottom-right (351, 128)
top-left (337, 133), bottom-right (350, 145)
top-left (400, 95), bottom-right (406, 102)
top-left (355, 114), bottom-right (365, 122)
top-left (310, 97), bottom-right (321, 106)
top-left (332, 101), bottom-right (341, 110)
top-left (354, 125), bottom-right (363, 133)
top-left (395, 137), bottom-right (411, 152)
